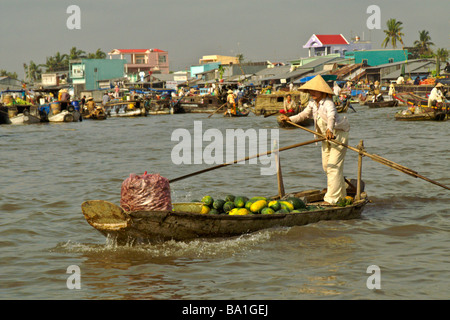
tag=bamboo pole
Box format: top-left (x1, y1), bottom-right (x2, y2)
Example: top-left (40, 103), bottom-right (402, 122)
top-left (285, 120), bottom-right (450, 191)
top-left (274, 140), bottom-right (285, 198)
top-left (170, 138), bottom-right (325, 183)
top-left (356, 140), bottom-right (364, 201)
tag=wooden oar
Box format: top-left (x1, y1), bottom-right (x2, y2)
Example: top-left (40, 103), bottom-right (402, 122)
top-left (264, 111), bottom-right (279, 118)
top-left (285, 120), bottom-right (450, 191)
top-left (169, 138), bottom-right (325, 183)
top-left (207, 103), bottom-right (227, 118)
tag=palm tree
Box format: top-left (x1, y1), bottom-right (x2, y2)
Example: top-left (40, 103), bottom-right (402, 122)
top-left (381, 18), bottom-right (405, 49)
top-left (68, 47), bottom-right (87, 60)
top-left (45, 52), bottom-right (69, 71)
top-left (435, 48), bottom-right (449, 76)
top-left (413, 30), bottom-right (434, 56)
top-left (87, 48), bottom-right (107, 59)
top-left (24, 60), bottom-right (43, 82)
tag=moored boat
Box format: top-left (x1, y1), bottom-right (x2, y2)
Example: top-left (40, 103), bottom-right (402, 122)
top-left (81, 188), bottom-right (369, 244)
top-left (367, 100), bottom-right (398, 108)
top-left (394, 105), bottom-right (448, 121)
top-left (105, 100), bottom-right (147, 117)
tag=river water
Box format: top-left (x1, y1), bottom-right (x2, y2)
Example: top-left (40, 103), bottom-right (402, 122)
top-left (1, 104), bottom-right (449, 301)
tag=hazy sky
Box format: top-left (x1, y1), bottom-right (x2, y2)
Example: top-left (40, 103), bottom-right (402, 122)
top-left (1, 0), bottom-right (449, 78)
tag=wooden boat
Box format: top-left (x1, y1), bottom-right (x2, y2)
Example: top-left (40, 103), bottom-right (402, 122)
top-left (0, 104), bottom-right (46, 125)
top-left (395, 106), bottom-right (448, 121)
top-left (105, 100), bottom-right (148, 117)
top-left (178, 95), bottom-right (224, 113)
top-left (223, 109), bottom-right (250, 117)
top-left (367, 100), bottom-right (398, 108)
top-left (393, 92), bottom-right (428, 108)
top-left (82, 108), bottom-right (107, 120)
top-left (254, 91), bottom-right (310, 116)
top-left (81, 188), bottom-right (369, 244)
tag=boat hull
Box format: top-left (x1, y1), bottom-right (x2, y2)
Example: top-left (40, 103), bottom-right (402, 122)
top-left (367, 100), bottom-right (398, 108)
top-left (82, 190), bottom-right (369, 244)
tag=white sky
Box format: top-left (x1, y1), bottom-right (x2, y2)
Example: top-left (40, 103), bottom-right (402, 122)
top-left (1, 0), bottom-right (449, 78)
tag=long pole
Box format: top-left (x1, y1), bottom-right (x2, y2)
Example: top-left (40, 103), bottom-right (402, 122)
top-left (170, 138), bottom-right (324, 183)
top-left (285, 120), bottom-right (450, 191)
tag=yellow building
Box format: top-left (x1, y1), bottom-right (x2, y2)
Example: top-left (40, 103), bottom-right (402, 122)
top-left (199, 55), bottom-right (239, 65)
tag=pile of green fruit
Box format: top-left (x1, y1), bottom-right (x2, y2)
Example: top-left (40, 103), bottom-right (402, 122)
top-left (197, 194), bottom-right (313, 215)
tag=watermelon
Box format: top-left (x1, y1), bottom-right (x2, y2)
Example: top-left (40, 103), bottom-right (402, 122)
top-left (223, 201), bottom-right (235, 213)
top-left (201, 195), bottom-right (214, 207)
top-left (234, 196), bottom-right (247, 208)
top-left (268, 200), bottom-right (281, 211)
top-left (286, 197), bottom-right (306, 209)
top-left (250, 200), bottom-right (267, 213)
top-left (213, 199), bottom-right (226, 211)
top-left (261, 207), bottom-right (275, 215)
top-left (225, 195), bottom-right (235, 202)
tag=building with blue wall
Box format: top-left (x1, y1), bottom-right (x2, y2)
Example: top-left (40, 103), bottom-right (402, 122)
top-left (345, 49), bottom-right (408, 67)
top-left (70, 59), bottom-right (126, 93)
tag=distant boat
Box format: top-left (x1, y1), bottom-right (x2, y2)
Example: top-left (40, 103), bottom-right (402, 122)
top-left (367, 100), bottom-right (398, 108)
top-left (395, 106), bottom-right (448, 121)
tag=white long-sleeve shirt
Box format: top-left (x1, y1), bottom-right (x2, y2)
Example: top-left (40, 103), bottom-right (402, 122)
top-left (289, 97), bottom-right (350, 133)
top-left (428, 87), bottom-right (444, 103)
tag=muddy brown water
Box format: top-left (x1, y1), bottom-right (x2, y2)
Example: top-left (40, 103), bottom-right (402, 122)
top-left (1, 104), bottom-right (449, 299)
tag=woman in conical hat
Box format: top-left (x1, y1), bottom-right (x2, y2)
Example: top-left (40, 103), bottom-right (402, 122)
top-left (279, 75), bottom-right (350, 205)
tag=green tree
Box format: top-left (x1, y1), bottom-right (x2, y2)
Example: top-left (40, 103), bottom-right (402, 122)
top-left (68, 47), bottom-right (87, 60)
top-left (413, 30), bottom-right (434, 56)
top-left (0, 69), bottom-right (18, 79)
top-left (44, 51), bottom-right (69, 71)
top-left (87, 48), bottom-right (107, 59)
top-left (435, 48), bottom-right (449, 76)
top-left (23, 60), bottom-right (44, 82)
top-left (381, 18), bottom-right (405, 49)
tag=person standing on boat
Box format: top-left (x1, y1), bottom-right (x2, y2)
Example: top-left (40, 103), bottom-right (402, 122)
top-left (279, 75), bottom-right (350, 205)
top-left (428, 83), bottom-right (445, 108)
top-left (102, 92), bottom-right (111, 107)
top-left (388, 83), bottom-right (396, 100)
top-left (226, 89), bottom-right (236, 115)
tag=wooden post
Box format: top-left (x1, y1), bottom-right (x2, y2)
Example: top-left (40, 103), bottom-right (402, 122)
top-left (274, 140), bottom-right (285, 198)
top-left (356, 140), bottom-right (364, 201)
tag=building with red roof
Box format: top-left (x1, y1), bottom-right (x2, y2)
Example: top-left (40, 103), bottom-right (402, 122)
top-left (303, 34), bottom-right (371, 57)
top-left (108, 48), bottom-right (169, 75)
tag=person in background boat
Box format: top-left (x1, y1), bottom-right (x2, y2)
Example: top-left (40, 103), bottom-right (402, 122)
top-left (396, 74), bottom-right (405, 85)
top-left (114, 85), bottom-right (120, 98)
top-left (428, 83), bottom-right (445, 108)
top-left (226, 90), bottom-right (236, 115)
top-left (333, 82), bottom-right (341, 105)
top-left (444, 62), bottom-right (450, 75)
top-left (102, 92), bottom-right (111, 107)
top-left (279, 75), bottom-right (350, 205)
top-left (81, 95), bottom-right (86, 109)
top-left (85, 97), bottom-right (96, 113)
top-left (280, 94), bottom-right (297, 114)
top-left (414, 76), bottom-right (421, 85)
top-left (388, 83), bottom-right (396, 100)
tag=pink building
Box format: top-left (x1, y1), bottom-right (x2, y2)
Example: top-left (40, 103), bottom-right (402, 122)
top-left (108, 48), bottom-right (170, 74)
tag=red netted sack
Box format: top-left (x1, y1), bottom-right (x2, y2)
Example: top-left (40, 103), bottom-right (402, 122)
top-left (120, 172), bottom-right (172, 212)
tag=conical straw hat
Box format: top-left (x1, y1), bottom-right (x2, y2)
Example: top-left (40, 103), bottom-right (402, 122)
top-left (299, 75), bottom-right (334, 95)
